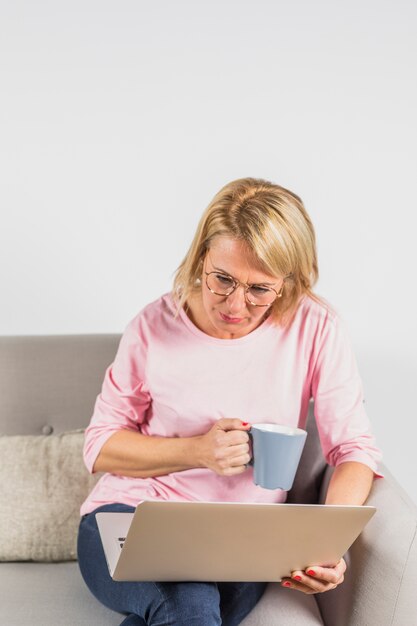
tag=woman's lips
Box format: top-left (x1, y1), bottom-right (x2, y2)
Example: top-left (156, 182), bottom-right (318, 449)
top-left (219, 312), bottom-right (244, 324)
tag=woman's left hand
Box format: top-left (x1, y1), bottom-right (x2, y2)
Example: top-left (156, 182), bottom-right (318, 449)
top-left (280, 557), bottom-right (347, 594)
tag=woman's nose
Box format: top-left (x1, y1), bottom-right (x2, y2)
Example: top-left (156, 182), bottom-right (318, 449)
top-left (226, 285), bottom-right (247, 313)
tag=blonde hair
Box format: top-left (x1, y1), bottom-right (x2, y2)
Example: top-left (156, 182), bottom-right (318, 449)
top-left (173, 177), bottom-right (324, 326)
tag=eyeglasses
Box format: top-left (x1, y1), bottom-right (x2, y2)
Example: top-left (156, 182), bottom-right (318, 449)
top-left (204, 271), bottom-right (283, 307)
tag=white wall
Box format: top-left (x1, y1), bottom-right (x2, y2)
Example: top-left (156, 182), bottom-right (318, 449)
top-left (1, 1), bottom-right (416, 503)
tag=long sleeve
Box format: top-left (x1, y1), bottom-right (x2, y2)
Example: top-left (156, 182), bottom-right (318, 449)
top-left (311, 309), bottom-right (383, 477)
top-left (83, 315), bottom-right (151, 473)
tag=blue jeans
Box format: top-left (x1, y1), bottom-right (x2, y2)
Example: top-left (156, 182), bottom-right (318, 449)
top-left (77, 503), bottom-right (267, 626)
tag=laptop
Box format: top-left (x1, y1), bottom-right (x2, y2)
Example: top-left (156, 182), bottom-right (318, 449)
top-left (96, 500), bottom-right (376, 582)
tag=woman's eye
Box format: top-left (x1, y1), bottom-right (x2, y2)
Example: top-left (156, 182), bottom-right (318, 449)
top-left (250, 285), bottom-right (269, 294)
top-left (216, 274), bottom-right (234, 285)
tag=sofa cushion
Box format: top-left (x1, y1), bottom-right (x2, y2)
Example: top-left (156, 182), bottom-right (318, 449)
top-left (0, 430), bottom-right (99, 562)
top-left (0, 562), bottom-right (324, 626)
top-left (241, 583), bottom-right (324, 625)
top-left (0, 562), bottom-right (122, 625)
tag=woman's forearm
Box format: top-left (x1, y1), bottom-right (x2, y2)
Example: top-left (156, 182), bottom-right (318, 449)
top-left (92, 429), bottom-right (203, 477)
top-left (324, 461), bottom-right (375, 505)
top-left (92, 417), bottom-right (250, 478)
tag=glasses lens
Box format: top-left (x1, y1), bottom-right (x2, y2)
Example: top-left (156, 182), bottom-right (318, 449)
top-left (207, 273), bottom-right (277, 306)
top-left (207, 272), bottom-right (235, 294)
top-left (247, 286), bottom-right (276, 306)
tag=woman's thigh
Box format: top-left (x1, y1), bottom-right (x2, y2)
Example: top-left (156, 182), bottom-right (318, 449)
top-left (77, 503), bottom-right (266, 626)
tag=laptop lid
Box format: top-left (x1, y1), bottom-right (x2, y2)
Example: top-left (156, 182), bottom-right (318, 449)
top-left (96, 500), bottom-right (376, 582)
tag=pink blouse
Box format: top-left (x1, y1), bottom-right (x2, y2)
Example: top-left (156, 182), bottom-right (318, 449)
top-left (80, 293), bottom-right (383, 515)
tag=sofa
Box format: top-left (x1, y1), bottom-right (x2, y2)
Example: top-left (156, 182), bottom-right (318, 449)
top-left (0, 334), bottom-right (416, 626)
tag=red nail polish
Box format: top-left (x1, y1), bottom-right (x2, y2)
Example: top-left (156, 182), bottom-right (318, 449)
top-left (293, 576), bottom-right (302, 581)
top-left (283, 581), bottom-right (291, 587)
top-left (242, 421), bottom-right (249, 426)
top-left (307, 570), bottom-right (316, 576)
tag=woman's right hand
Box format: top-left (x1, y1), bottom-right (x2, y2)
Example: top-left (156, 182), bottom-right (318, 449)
top-left (197, 418), bottom-right (252, 476)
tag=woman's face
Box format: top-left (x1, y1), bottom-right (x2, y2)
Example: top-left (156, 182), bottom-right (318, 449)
top-left (196, 237), bottom-right (284, 340)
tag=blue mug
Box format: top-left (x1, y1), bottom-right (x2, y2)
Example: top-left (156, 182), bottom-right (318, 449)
top-left (248, 424), bottom-right (307, 490)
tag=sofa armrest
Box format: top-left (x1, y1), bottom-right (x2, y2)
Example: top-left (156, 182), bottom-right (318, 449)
top-left (315, 463), bottom-right (417, 626)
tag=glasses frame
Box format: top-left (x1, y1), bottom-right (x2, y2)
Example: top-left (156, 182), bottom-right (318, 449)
top-left (204, 271), bottom-right (283, 307)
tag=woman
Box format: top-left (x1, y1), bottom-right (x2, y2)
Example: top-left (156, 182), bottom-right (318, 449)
top-left (77, 177), bottom-right (383, 626)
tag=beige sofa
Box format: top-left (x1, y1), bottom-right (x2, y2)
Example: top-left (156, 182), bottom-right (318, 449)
top-left (0, 334), bottom-right (416, 625)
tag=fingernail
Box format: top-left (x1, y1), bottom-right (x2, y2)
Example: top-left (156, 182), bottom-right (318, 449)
top-left (282, 581), bottom-right (292, 587)
top-left (307, 570), bottom-right (316, 576)
top-left (241, 421), bottom-right (249, 426)
top-left (293, 575), bottom-right (302, 581)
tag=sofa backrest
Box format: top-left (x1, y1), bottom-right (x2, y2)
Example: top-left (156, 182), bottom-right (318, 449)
top-left (0, 334), bottom-right (120, 436)
top-left (287, 400), bottom-right (328, 504)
